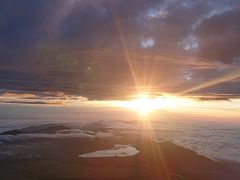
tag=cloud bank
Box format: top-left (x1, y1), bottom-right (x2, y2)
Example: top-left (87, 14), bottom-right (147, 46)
top-left (0, 0), bottom-right (239, 99)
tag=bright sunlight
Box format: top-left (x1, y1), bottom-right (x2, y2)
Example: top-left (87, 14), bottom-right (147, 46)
top-left (111, 93), bottom-right (192, 116)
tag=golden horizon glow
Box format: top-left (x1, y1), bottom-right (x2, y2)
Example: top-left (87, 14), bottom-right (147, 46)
top-left (110, 92), bottom-right (193, 116)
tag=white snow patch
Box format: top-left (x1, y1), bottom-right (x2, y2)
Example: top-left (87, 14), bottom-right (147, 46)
top-left (95, 132), bottom-right (114, 138)
top-left (56, 129), bottom-right (95, 135)
top-left (79, 145), bottom-right (139, 158)
top-left (0, 130), bottom-right (115, 143)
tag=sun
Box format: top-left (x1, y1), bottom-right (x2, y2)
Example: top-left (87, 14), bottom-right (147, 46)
top-left (124, 93), bottom-right (158, 115)
top-left (111, 92), bottom-right (191, 116)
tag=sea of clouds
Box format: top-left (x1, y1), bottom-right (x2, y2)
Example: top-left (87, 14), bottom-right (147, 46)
top-left (0, 116), bottom-right (240, 163)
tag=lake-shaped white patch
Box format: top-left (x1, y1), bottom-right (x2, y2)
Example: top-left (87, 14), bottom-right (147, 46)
top-left (79, 145), bottom-right (139, 158)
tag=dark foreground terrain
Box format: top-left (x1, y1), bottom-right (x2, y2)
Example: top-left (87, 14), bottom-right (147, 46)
top-left (0, 124), bottom-right (239, 180)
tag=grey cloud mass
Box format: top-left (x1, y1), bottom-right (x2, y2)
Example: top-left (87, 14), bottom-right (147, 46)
top-left (0, 0), bottom-right (240, 99)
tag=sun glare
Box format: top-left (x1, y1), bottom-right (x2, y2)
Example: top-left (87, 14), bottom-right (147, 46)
top-left (111, 93), bottom-right (191, 116)
top-left (125, 94), bottom-right (155, 115)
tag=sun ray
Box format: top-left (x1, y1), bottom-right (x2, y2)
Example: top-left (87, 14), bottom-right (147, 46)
top-left (137, 112), bottom-right (172, 180)
top-left (110, 5), bottom-right (140, 92)
top-left (180, 68), bottom-right (240, 95)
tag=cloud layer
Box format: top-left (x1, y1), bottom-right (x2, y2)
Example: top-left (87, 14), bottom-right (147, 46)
top-left (0, 0), bottom-right (240, 99)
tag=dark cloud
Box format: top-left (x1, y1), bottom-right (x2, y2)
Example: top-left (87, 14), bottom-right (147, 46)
top-left (0, 0), bottom-right (240, 100)
top-left (196, 7), bottom-right (240, 63)
top-left (0, 101), bottom-right (63, 105)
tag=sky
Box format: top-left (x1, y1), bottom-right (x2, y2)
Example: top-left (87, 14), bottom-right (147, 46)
top-left (0, 0), bottom-right (240, 102)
